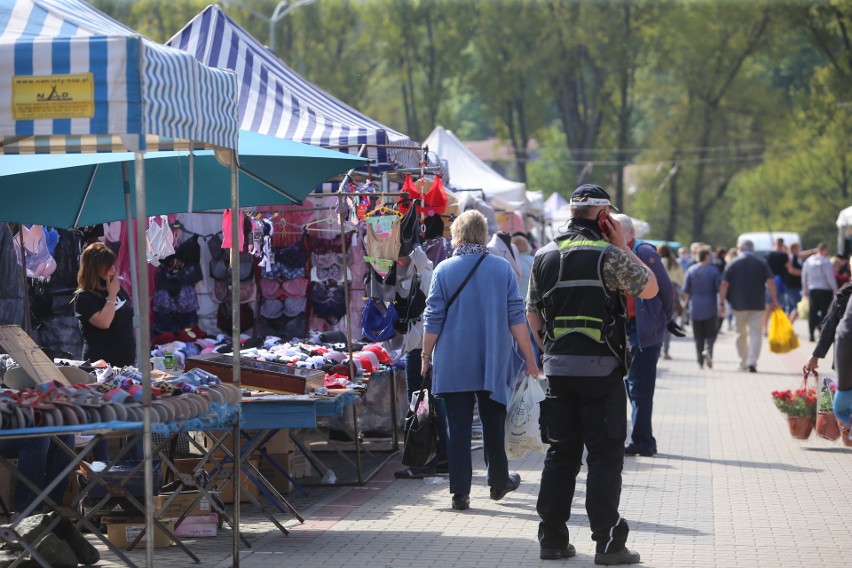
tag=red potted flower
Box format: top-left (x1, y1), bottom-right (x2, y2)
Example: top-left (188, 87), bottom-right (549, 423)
top-left (771, 388), bottom-right (817, 440)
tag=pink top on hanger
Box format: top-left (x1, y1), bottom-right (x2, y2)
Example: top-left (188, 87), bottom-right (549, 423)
top-left (221, 209), bottom-right (245, 250)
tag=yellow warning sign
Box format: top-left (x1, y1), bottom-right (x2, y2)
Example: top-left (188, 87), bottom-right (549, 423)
top-left (12, 73), bottom-right (95, 120)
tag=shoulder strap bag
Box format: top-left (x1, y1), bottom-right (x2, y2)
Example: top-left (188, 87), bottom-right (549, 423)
top-left (445, 254), bottom-right (487, 311)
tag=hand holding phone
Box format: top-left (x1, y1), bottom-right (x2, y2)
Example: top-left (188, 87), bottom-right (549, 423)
top-left (598, 212), bottom-right (627, 249)
top-left (106, 274), bottom-right (121, 297)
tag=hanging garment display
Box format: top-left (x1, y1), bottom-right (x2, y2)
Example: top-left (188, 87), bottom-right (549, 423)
top-left (15, 224), bottom-right (58, 278)
top-left (364, 218), bottom-right (400, 267)
top-left (146, 215), bottom-right (175, 267)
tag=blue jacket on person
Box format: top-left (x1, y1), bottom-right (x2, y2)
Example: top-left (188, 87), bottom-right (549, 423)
top-left (424, 253), bottom-right (526, 407)
top-left (631, 240), bottom-right (675, 349)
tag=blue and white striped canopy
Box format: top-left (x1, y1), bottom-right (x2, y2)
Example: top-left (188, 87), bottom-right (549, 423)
top-left (168, 5), bottom-right (419, 170)
top-left (0, 0), bottom-right (239, 153)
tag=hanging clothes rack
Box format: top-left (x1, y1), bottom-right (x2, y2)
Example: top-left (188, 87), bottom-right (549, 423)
top-left (336, 173), bottom-right (419, 483)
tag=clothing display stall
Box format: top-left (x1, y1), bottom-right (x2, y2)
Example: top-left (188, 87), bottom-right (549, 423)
top-left (0, 3), bottom-right (369, 568)
top-left (0, 0), bottom-right (244, 565)
top-left (0, 3), bottom-right (455, 566)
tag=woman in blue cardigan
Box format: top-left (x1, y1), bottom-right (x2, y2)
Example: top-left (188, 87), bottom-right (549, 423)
top-left (421, 210), bottom-right (539, 511)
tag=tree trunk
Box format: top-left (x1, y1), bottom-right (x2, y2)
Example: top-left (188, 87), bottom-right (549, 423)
top-left (614, 4), bottom-right (634, 211)
top-left (690, 106), bottom-right (715, 241)
top-left (515, 99), bottom-right (529, 184)
top-left (665, 161), bottom-right (681, 242)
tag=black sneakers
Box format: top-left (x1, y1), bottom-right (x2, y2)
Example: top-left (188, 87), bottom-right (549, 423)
top-left (451, 494), bottom-right (470, 510)
top-left (624, 444), bottom-right (656, 457)
top-left (490, 472), bottom-right (521, 500)
top-left (595, 547), bottom-right (641, 565)
top-left (540, 544), bottom-right (576, 560)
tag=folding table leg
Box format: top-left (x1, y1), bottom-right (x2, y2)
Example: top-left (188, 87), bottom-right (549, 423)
top-left (156, 451), bottom-right (252, 549)
top-left (0, 433), bottom-right (141, 568)
top-left (236, 429), bottom-right (304, 523)
top-left (203, 429), bottom-right (303, 534)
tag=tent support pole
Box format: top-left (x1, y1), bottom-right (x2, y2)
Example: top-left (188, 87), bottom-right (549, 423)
top-left (338, 145), bottom-right (366, 484)
top-left (337, 190), bottom-right (364, 484)
top-left (18, 230), bottom-right (31, 336)
top-left (122, 162), bottom-right (142, 364)
top-left (133, 152), bottom-right (155, 568)
top-left (230, 149), bottom-right (242, 567)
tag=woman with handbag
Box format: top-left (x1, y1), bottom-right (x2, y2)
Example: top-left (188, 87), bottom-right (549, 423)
top-left (420, 210), bottom-right (539, 511)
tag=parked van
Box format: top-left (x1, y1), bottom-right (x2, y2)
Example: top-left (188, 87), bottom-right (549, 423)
top-left (736, 231), bottom-right (801, 255)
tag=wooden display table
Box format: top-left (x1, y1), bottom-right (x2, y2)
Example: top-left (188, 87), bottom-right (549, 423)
top-left (184, 353), bottom-right (324, 395)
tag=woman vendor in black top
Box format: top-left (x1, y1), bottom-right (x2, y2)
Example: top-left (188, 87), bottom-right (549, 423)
top-left (74, 242), bottom-right (135, 366)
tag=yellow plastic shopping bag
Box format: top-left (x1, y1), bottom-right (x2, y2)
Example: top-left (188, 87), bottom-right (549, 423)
top-left (769, 308), bottom-right (799, 353)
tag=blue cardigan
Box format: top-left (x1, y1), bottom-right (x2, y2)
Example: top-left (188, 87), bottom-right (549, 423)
top-left (424, 253), bottom-right (526, 407)
top-left (632, 241), bottom-right (675, 349)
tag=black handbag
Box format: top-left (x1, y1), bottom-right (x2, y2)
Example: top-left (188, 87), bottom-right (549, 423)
top-left (401, 371), bottom-right (439, 468)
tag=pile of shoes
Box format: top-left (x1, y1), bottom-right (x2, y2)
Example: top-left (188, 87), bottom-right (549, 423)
top-left (0, 366), bottom-right (241, 429)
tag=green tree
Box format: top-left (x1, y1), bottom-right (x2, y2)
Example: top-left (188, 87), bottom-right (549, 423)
top-left (91, 0), bottom-right (209, 42)
top-left (364, 0), bottom-right (476, 142)
top-left (467, 0), bottom-right (553, 183)
top-left (727, 1), bottom-right (852, 248)
top-left (633, 2), bottom-right (779, 244)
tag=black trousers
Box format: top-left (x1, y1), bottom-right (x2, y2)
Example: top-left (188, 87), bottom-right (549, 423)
top-left (537, 370), bottom-right (630, 554)
top-left (808, 289), bottom-right (834, 340)
top-left (692, 317), bottom-right (718, 366)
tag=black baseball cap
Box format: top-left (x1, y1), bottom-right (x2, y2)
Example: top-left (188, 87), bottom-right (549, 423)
top-left (570, 184), bottom-right (619, 211)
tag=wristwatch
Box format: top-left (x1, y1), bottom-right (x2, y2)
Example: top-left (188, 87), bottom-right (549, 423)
top-left (421, 353), bottom-right (432, 362)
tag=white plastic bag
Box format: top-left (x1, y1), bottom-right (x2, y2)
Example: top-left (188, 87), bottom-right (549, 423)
top-left (505, 373), bottom-right (547, 460)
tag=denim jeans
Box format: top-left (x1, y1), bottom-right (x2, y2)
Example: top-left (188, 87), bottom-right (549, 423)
top-left (0, 435), bottom-right (74, 512)
top-left (441, 391), bottom-right (509, 496)
top-left (625, 320), bottom-right (662, 452)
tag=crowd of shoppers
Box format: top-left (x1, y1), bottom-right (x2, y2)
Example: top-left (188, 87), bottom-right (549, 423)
top-left (404, 180), bottom-right (852, 565)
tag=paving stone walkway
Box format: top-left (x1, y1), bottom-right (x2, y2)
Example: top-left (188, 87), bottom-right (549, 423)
top-left (97, 318), bottom-right (851, 567)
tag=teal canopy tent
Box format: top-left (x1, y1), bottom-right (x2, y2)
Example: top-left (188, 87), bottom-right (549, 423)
top-left (0, 130), bottom-right (369, 227)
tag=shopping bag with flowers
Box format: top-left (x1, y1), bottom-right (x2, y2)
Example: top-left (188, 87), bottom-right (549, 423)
top-left (815, 376), bottom-right (841, 441)
top-left (771, 374), bottom-right (817, 440)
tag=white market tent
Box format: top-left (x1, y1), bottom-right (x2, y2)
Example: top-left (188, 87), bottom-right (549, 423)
top-left (544, 192), bottom-right (569, 221)
top-left (836, 205), bottom-right (852, 228)
top-left (0, 1), bottom-right (241, 564)
top-left (424, 126), bottom-right (528, 211)
top-left (167, 5), bottom-right (420, 171)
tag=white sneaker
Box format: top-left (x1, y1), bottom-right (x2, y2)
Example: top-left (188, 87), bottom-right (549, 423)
top-left (702, 351), bottom-right (713, 369)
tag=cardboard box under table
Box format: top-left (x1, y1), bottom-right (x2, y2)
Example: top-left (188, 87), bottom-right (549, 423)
top-left (104, 517), bottom-right (175, 549)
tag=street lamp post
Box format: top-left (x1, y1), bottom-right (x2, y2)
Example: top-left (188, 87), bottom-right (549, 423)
top-left (219, 0), bottom-right (317, 53)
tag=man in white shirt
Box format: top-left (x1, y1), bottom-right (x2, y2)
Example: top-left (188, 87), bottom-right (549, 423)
top-left (802, 242), bottom-right (838, 342)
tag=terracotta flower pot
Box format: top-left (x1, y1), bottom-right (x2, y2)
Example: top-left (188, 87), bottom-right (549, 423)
top-left (787, 416), bottom-right (815, 440)
top-left (839, 422), bottom-right (852, 447)
top-left (816, 411), bottom-right (841, 441)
